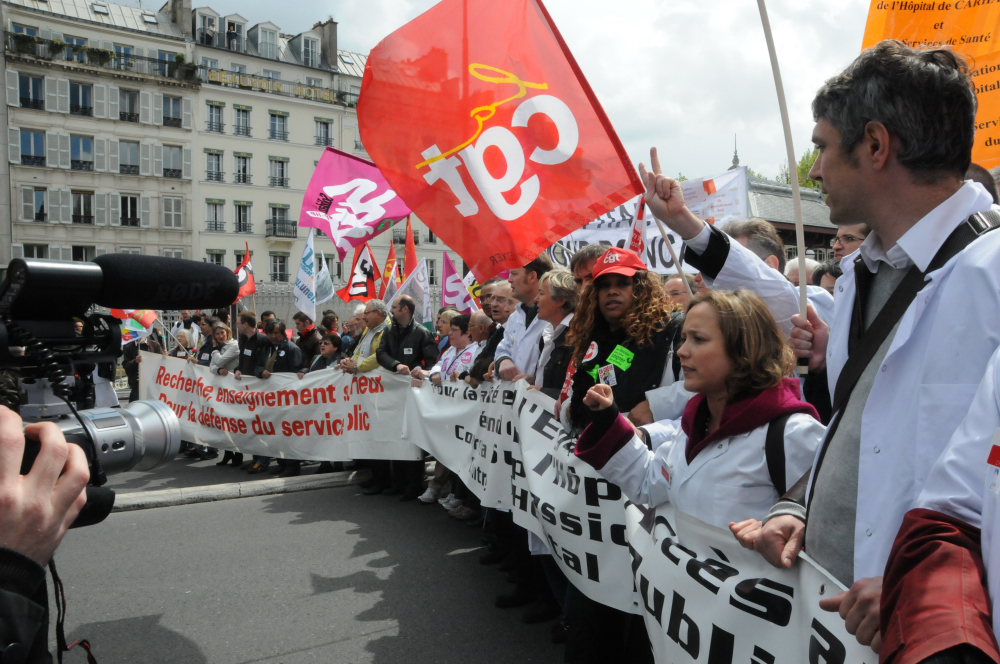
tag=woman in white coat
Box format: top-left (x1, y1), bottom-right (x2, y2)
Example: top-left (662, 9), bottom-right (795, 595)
top-left (208, 323), bottom-right (242, 467)
top-left (575, 288), bottom-right (825, 530)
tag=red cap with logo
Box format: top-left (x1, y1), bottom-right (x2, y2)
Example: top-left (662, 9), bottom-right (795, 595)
top-left (592, 247), bottom-right (647, 280)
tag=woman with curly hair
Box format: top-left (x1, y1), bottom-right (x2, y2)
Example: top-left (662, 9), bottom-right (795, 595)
top-left (562, 247), bottom-right (680, 434)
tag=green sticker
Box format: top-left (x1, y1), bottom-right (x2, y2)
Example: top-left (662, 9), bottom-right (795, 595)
top-left (587, 365), bottom-right (600, 382)
top-left (606, 345), bottom-right (634, 372)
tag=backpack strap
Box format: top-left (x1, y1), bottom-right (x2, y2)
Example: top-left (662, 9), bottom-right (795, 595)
top-left (765, 413), bottom-right (793, 497)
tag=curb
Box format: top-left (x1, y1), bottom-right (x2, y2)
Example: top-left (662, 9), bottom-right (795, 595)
top-left (112, 469), bottom-right (372, 512)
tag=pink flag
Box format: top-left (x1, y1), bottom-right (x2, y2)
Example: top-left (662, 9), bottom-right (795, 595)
top-left (441, 253), bottom-right (478, 314)
top-left (299, 147), bottom-right (411, 261)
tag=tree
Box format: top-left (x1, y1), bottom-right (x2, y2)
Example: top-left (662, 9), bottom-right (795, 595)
top-left (676, 172), bottom-right (689, 182)
top-left (776, 148), bottom-right (820, 190)
top-left (746, 167), bottom-right (767, 179)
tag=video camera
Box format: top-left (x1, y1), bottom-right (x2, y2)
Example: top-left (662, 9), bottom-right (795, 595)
top-left (0, 254), bottom-right (239, 527)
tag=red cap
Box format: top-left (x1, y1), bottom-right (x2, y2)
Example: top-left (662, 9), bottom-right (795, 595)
top-left (592, 247), bottom-right (647, 280)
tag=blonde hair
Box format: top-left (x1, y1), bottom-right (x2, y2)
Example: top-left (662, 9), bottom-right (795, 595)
top-left (212, 322), bottom-right (232, 341)
top-left (539, 268), bottom-right (578, 314)
top-left (686, 289), bottom-right (794, 402)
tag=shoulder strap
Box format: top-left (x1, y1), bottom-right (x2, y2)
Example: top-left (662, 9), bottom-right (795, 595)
top-left (765, 413), bottom-right (792, 496)
top-left (832, 212), bottom-right (1000, 414)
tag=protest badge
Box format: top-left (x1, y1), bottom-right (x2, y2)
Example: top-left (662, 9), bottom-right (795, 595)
top-left (597, 365), bottom-right (617, 386)
top-left (606, 345), bottom-right (634, 372)
top-left (862, 0), bottom-right (1000, 56)
top-left (358, 0), bottom-right (642, 281)
top-left (299, 147), bottom-right (410, 261)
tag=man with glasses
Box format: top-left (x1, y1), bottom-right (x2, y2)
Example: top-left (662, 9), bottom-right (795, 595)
top-left (829, 223), bottom-right (870, 261)
top-left (662, 274), bottom-right (698, 308)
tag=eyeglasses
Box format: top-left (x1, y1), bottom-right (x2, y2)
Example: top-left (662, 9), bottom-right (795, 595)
top-left (830, 235), bottom-right (864, 247)
top-left (666, 290), bottom-right (687, 298)
top-left (480, 294), bottom-right (495, 302)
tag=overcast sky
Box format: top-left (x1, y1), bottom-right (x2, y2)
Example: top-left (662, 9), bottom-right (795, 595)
top-left (139, 0), bottom-right (872, 181)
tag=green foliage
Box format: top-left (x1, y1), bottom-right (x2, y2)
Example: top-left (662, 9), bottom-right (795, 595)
top-left (676, 172), bottom-right (688, 182)
top-left (776, 148), bottom-right (820, 189)
top-left (746, 167), bottom-right (766, 179)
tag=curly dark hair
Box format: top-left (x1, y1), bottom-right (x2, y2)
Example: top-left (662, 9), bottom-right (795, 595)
top-left (567, 270), bottom-right (678, 365)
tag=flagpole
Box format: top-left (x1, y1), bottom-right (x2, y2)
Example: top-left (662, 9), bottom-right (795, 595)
top-left (651, 217), bottom-right (694, 301)
top-left (756, 0), bottom-right (808, 374)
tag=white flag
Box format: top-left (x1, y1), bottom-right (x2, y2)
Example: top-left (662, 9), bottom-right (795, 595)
top-left (294, 229), bottom-right (316, 321)
top-left (315, 252), bottom-right (335, 305)
top-left (395, 258), bottom-right (432, 329)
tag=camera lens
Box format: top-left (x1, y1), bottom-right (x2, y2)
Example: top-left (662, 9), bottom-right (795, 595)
top-left (72, 400), bottom-right (182, 474)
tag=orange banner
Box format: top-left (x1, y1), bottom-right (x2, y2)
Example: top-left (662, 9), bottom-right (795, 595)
top-left (970, 50), bottom-right (1000, 169)
top-left (862, 1), bottom-right (1000, 56)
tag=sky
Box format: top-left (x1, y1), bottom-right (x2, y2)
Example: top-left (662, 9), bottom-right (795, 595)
top-left (134, 0), bottom-right (873, 181)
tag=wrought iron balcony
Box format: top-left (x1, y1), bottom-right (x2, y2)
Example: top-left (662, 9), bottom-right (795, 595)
top-left (120, 217), bottom-right (140, 227)
top-left (234, 220), bottom-right (253, 233)
top-left (33, 212), bottom-right (46, 222)
top-left (269, 176), bottom-right (289, 188)
top-left (315, 136), bottom-right (333, 147)
top-left (71, 160), bottom-right (93, 171)
top-left (21, 155), bottom-right (45, 167)
top-left (270, 272), bottom-right (289, 283)
top-left (119, 111), bottom-right (139, 123)
top-left (235, 173), bottom-right (252, 184)
top-left (119, 164), bottom-right (139, 175)
top-left (269, 129), bottom-right (288, 141)
top-left (206, 170), bottom-right (224, 182)
top-left (355, 140), bottom-right (365, 151)
top-left (19, 97), bottom-right (43, 110)
top-left (163, 117), bottom-right (182, 128)
top-left (206, 220), bottom-right (225, 232)
top-left (206, 120), bottom-right (224, 133)
top-left (70, 104), bottom-right (92, 116)
top-left (72, 214), bottom-right (94, 225)
top-left (163, 168), bottom-right (182, 179)
top-left (234, 125), bottom-right (251, 137)
top-left (266, 219), bottom-right (297, 238)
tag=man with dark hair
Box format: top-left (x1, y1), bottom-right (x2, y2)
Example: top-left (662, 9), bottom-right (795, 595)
top-left (495, 254), bottom-right (552, 381)
top-left (831, 223), bottom-right (871, 261)
top-left (248, 320), bottom-right (304, 476)
top-left (812, 260), bottom-right (843, 295)
top-left (259, 311), bottom-right (276, 330)
top-left (320, 313), bottom-right (340, 335)
top-left (292, 312), bottom-right (323, 366)
top-left (569, 243), bottom-right (606, 291)
top-left (643, 41), bottom-right (1000, 659)
top-left (478, 277), bottom-right (502, 321)
top-left (234, 312), bottom-right (268, 382)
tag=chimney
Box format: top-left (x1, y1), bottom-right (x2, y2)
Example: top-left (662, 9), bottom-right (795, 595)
top-left (163, 0), bottom-right (193, 38)
top-left (316, 18), bottom-right (338, 69)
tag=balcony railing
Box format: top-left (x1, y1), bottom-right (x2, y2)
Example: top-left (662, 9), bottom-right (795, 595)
top-left (269, 176), bottom-right (289, 188)
top-left (234, 220), bottom-right (253, 233)
top-left (355, 140), bottom-right (365, 151)
top-left (34, 212), bottom-right (46, 222)
top-left (21, 155), bottom-right (45, 167)
top-left (164, 168), bottom-right (182, 179)
top-left (234, 173), bottom-right (252, 184)
top-left (120, 111), bottom-right (139, 123)
top-left (120, 164), bottom-right (139, 175)
top-left (206, 120), bottom-right (224, 133)
top-left (206, 220), bottom-right (225, 232)
top-left (70, 104), bottom-right (92, 116)
top-left (72, 214), bottom-right (94, 225)
top-left (163, 117), bottom-right (182, 128)
top-left (266, 219), bottom-right (297, 238)
top-left (234, 125), bottom-right (251, 137)
top-left (206, 170), bottom-right (224, 182)
top-left (315, 136), bottom-right (333, 147)
top-left (270, 272), bottom-right (289, 283)
top-left (269, 129), bottom-right (288, 141)
top-left (71, 160), bottom-right (93, 171)
top-left (120, 217), bottom-right (140, 227)
top-left (20, 97), bottom-right (43, 110)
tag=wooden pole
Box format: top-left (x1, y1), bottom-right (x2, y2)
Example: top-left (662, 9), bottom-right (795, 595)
top-left (652, 217), bottom-right (694, 301)
top-left (756, 0), bottom-right (809, 374)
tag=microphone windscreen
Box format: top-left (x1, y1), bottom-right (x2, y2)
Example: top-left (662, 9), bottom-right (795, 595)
top-left (93, 255), bottom-right (239, 310)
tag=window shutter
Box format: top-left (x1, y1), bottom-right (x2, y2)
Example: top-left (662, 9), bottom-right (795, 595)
top-left (61, 190), bottom-right (72, 224)
top-left (153, 143), bottom-right (163, 177)
top-left (58, 246), bottom-right (73, 261)
top-left (109, 192), bottom-right (120, 226)
top-left (6, 70), bottom-right (18, 107)
top-left (21, 187), bottom-right (33, 221)
top-left (108, 139), bottom-right (119, 173)
top-left (140, 142), bottom-right (151, 176)
top-left (153, 93), bottom-right (163, 125)
top-left (95, 192), bottom-right (107, 225)
top-left (101, 40), bottom-right (113, 52)
top-left (94, 138), bottom-right (106, 172)
top-left (95, 246), bottom-right (108, 257)
top-left (140, 195), bottom-right (151, 228)
top-left (108, 85), bottom-right (119, 119)
top-left (182, 97), bottom-right (192, 129)
top-left (44, 77), bottom-right (57, 112)
top-left (139, 90), bottom-right (151, 124)
top-left (52, 33), bottom-right (63, 44)
top-left (45, 131), bottom-right (59, 168)
top-left (10, 244), bottom-right (23, 259)
top-left (56, 78), bottom-right (69, 113)
top-left (8, 126), bottom-right (20, 164)
top-left (58, 133), bottom-right (70, 169)
top-left (133, 47), bottom-right (144, 58)
top-left (182, 147), bottom-right (192, 179)
top-left (94, 84), bottom-right (106, 119)
top-left (39, 28), bottom-right (52, 41)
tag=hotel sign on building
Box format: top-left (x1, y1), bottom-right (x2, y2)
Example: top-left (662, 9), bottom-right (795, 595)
top-left (205, 69), bottom-right (354, 105)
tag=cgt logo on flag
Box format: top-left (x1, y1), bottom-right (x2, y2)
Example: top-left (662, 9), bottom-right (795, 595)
top-left (358, 0), bottom-right (642, 281)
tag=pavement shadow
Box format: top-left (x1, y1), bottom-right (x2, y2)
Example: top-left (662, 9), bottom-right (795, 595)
top-left (263, 489), bottom-right (561, 664)
top-left (63, 613), bottom-right (206, 663)
top-left (106, 455), bottom-right (323, 494)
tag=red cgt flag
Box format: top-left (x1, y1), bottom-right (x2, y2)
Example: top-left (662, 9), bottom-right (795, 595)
top-left (337, 243), bottom-right (380, 303)
top-left (358, 0), bottom-right (642, 282)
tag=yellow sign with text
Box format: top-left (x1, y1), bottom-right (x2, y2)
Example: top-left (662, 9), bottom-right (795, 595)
top-left (206, 69), bottom-right (345, 104)
top-left (970, 49), bottom-right (1000, 169)
top-left (862, 1), bottom-right (1000, 56)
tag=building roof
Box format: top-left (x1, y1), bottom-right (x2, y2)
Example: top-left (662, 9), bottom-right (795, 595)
top-left (4, 0), bottom-right (185, 38)
top-left (748, 177), bottom-right (833, 231)
top-left (335, 49), bottom-right (366, 78)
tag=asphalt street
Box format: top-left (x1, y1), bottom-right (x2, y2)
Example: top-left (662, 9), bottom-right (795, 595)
top-left (48, 481), bottom-right (561, 663)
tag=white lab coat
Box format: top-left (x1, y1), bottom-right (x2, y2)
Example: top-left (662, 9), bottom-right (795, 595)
top-left (598, 413), bottom-right (823, 528)
top-left (429, 344), bottom-right (478, 379)
top-left (494, 303), bottom-right (552, 374)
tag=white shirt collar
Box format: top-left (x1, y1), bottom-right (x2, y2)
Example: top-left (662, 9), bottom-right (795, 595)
top-left (858, 180), bottom-right (994, 273)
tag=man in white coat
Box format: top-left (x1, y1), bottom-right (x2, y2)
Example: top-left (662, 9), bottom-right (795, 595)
top-left (641, 41), bottom-right (1000, 660)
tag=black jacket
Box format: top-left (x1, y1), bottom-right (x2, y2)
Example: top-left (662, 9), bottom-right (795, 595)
top-left (0, 547), bottom-right (50, 663)
top-left (122, 338), bottom-right (163, 387)
top-left (469, 324), bottom-right (504, 381)
top-left (376, 319), bottom-right (438, 371)
top-left (303, 354), bottom-right (337, 374)
top-left (238, 332), bottom-right (269, 375)
top-left (195, 339), bottom-right (218, 367)
top-left (540, 326), bottom-right (573, 399)
top-left (254, 339), bottom-right (303, 377)
top-left (295, 327), bottom-right (324, 367)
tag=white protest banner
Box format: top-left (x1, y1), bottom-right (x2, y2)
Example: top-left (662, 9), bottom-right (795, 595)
top-left (315, 252), bottom-right (335, 306)
top-left (395, 258), bottom-right (433, 330)
top-left (626, 501), bottom-right (873, 664)
top-left (682, 167), bottom-right (748, 226)
top-left (294, 229), bottom-right (316, 320)
top-left (139, 353), bottom-right (421, 461)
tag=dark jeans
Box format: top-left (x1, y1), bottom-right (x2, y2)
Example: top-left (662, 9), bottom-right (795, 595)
top-left (565, 586), bottom-right (653, 664)
top-left (921, 646), bottom-right (995, 663)
top-left (391, 457), bottom-right (425, 494)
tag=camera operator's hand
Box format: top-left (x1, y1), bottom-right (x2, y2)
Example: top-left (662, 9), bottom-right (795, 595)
top-left (0, 408), bottom-right (88, 566)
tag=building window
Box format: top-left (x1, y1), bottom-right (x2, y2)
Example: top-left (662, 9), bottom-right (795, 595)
top-left (206, 252), bottom-right (224, 266)
top-left (119, 140), bottom-right (139, 175)
top-left (30, 189), bottom-right (46, 222)
top-left (315, 121), bottom-right (332, 146)
top-left (121, 195), bottom-right (139, 226)
top-left (426, 229), bottom-right (437, 244)
top-left (270, 255), bottom-right (288, 282)
top-left (269, 160), bottom-right (289, 187)
top-left (206, 202), bottom-right (224, 232)
top-left (234, 156), bottom-right (251, 184)
top-left (260, 30), bottom-right (277, 60)
top-left (234, 204), bottom-right (251, 233)
top-left (269, 114), bottom-right (288, 140)
top-left (427, 259), bottom-right (437, 286)
top-left (23, 244), bottom-right (47, 258)
top-left (72, 246), bottom-right (96, 262)
top-left (120, 247), bottom-right (142, 255)
top-left (18, 75), bottom-right (43, 110)
top-left (163, 146), bottom-right (182, 178)
top-left (154, 51), bottom-right (176, 76)
top-left (69, 83), bottom-right (93, 116)
top-left (119, 89), bottom-right (139, 122)
top-left (163, 197), bottom-right (183, 228)
top-left (163, 248), bottom-right (184, 260)
top-left (206, 153), bottom-right (223, 181)
top-left (225, 22), bottom-right (244, 52)
top-left (262, 69), bottom-right (280, 80)
top-left (231, 64), bottom-right (246, 74)
top-left (201, 58), bottom-right (218, 82)
top-left (72, 193), bottom-right (93, 225)
top-left (70, 136), bottom-right (93, 171)
top-left (198, 15), bottom-right (216, 45)
top-left (306, 77), bottom-right (322, 87)
top-left (20, 130), bottom-right (45, 167)
top-left (303, 38), bottom-right (319, 67)
top-left (163, 96), bottom-right (182, 127)
top-left (234, 108), bottom-right (251, 136)
top-left (12, 24), bottom-right (38, 36)
top-left (206, 105), bottom-right (223, 132)
top-left (65, 37), bottom-right (87, 62)
top-left (112, 44), bottom-right (133, 71)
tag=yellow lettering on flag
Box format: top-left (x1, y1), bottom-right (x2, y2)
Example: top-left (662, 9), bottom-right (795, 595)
top-left (862, 0), bottom-right (1000, 56)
